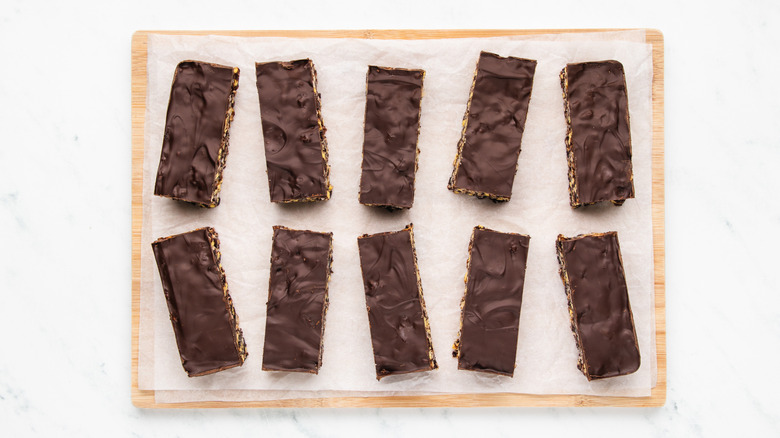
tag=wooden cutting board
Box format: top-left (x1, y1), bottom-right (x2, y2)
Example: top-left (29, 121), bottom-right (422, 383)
top-left (131, 29), bottom-right (665, 408)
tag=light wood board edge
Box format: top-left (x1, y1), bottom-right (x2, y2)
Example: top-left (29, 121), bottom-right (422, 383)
top-left (131, 30), bottom-right (152, 408)
top-left (131, 28), bottom-right (665, 409)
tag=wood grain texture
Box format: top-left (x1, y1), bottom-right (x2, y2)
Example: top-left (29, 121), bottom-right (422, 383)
top-left (131, 29), bottom-right (665, 408)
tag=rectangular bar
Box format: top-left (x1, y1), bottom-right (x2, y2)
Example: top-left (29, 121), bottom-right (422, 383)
top-left (448, 51), bottom-right (537, 202)
top-left (555, 231), bottom-right (640, 380)
top-left (453, 226), bottom-right (530, 377)
top-left (262, 226), bottom-right (333, 373)
top-left (154, 61), bottom-right (239, 207)
top-left (255, 59), bottom-right (332, 203)
top-left (151, 227), bottom-right (247, 377)
top-left (560, 60), bottom-right (634, 207)
top-left (357, 224), bottom-right (437, 379)
top-left (359, 66), bottom-right (425, 210)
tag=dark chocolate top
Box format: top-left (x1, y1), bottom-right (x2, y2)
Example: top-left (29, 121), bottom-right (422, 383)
top-left (263, 227), bottom-right (333, 373)
top-left (357, 225), bottom-right (437, 379)
top-left (256, 59), bottom-right (329, 202)
top-left (154, 61), bottom-right (236, 205)
top-left (359, 66), bottom-right (424, 209)
top-left (451, 52), bottom-right (537, 198)
top-left (457, 227), bottom-right (529, 376)
top-left (151, 227), bottom-right (242, 377)
top-left (564, 61), bottom-right (634, 204)
top-left (557, 232), bottom-right (640, 379)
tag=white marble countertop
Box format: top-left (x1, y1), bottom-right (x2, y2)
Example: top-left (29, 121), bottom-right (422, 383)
top-left (1, 0), bottom-right (779, 436)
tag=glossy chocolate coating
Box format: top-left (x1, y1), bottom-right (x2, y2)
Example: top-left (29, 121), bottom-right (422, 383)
top-left (151, 227), bottom-right (246, 377)
top-left (556, 232), bottom-right (640, 380)
top-left (263, 227), bottom-right (333, 373)
top-left (562, 61), bottom-right (634, 206)
top-left (449, 52), bottom-right (536, 200)
top-left (359, 66), bottom-right (424, 209)
top-left (154, 61), bottom-right (236, 206)
top-left (456, 227), bottom-right (529, 376)
top-left (256, 59), bottom-right (330, 202)
top-left (357, 225), bottom-right (437, 379)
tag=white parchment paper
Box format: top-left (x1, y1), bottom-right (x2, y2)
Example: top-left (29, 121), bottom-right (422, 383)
top-left (139, 32), bottom-right (655, 402)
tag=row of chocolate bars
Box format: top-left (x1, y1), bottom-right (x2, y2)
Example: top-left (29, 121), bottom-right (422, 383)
top-left (154, 52), bottom-right (634, 210)
top-left (152, 224), bottom-right (640, 381)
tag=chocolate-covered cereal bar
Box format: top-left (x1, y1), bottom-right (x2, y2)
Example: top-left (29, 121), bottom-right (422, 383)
top-left (555, 231), bottom-right (640, 380)
top-left (262, 226), bottom-right (333, 373)
top-left (256, 59), bottom-right (331, 203)
top-left (453, 226), bottom-right (529, 377)
top-left (448, 52), bottom-right (536, 202)
top-left (560, 61), bottom-right (634, 207)
top-left (357, 224), bottom-right (437, 379)
top-left (359, 66), bottom-right (425, 210)
top-left (154, 61), bottom-right (239, 207)
top-left (151, 227), bottom-right (247, 377)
